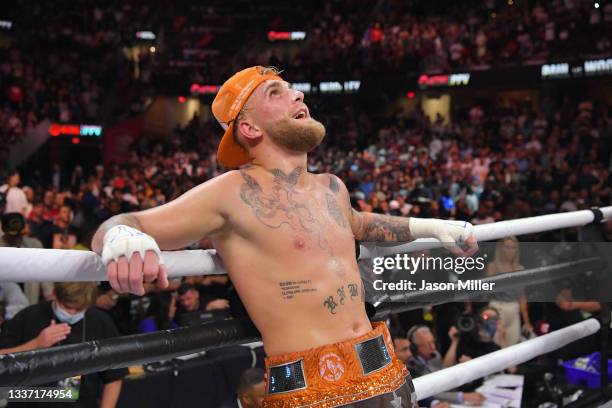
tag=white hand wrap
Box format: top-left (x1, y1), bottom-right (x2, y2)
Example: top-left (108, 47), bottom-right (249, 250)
top-left (101, 225), bottom-right (164, 266)
top-left (409, 218), bottom-right (474, 246)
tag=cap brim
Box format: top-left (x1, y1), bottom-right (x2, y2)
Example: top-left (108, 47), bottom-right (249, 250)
top-left (217, 121), bottom-right (252, 168)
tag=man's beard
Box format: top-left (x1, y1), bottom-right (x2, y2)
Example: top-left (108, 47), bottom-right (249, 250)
top-left (265, 116), bottom-right (326, 152)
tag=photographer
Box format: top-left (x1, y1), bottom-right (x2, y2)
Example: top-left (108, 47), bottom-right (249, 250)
top-left (444, 306), bottom-right (510, 368)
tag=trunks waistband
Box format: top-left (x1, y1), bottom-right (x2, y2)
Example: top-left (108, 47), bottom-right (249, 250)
top-left (263, 321), bottom-right (409, 408)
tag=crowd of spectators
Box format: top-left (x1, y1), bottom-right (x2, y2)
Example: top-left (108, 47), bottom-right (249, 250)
top-left (145, 0), bottom-right (612, 85)
top-left (0, 0), bottom-right (156, 151)
top-left (267, 0), bottom-right (612, 80)
top-left (359, 0), bottom-right (612, 74)
top-left (323, 98), bottom-right (610, 225)
top-left (5, 0), bottom-right (611, 150)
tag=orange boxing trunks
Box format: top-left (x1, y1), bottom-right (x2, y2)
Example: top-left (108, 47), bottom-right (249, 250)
top-left (263, 322), bottom-right (417, 407)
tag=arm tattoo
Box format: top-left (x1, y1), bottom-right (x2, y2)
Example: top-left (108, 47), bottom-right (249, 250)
top-left (355, 212), bottom-right (415, 242)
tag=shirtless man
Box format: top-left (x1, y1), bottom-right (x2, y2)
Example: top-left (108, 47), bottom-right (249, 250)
top-left (92, 66), bottom-right (478, 407)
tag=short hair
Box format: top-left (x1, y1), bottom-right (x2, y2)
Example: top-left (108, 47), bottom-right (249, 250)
top-left (407, 325), bottom-right (432, 345)
top-left (478, 305), bottom-right (500, 318)
top-left (1, 212), bottom-right (25, 236)
top-left (59, 203), bottom-right (74, 213)
top-left (177, 282), bottom-right (196, 296)
top-left (54, 282), bottom-right (97, 310)
top-left (237, 367), bottom-right (265, 395)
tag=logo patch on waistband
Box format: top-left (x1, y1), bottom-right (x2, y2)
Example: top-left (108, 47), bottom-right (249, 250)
top-left (318, 352), bottom-right (345, 382)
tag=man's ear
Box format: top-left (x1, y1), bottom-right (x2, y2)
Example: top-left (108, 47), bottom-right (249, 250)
top-left (237, 119), bottom-right (263, 142)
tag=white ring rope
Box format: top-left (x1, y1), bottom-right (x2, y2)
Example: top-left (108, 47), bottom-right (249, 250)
top-left (413, 318), bottom-right (602, 400)
top-left (359, 206), bottom-right (612, 260)
top-left (0, 206), bottom-right (609, 282)
top-left (0, 248), bottom-right (225, 281)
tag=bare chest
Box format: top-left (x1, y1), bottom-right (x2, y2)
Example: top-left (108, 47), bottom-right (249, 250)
top-left (231, 170), bottom-right (354, 256)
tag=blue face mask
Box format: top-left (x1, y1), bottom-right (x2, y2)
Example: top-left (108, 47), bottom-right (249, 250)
top-left (54, 303), bottom-right (85, 325)
top-left (480, 322), bottom-right (497, 339)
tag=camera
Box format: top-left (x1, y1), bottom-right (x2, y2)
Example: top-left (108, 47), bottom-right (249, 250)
top-left (456, 310), bottom-right (499, 340)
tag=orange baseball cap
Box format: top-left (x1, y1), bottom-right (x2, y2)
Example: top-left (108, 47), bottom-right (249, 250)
top-left (212, 66), bottom-right (283, 168)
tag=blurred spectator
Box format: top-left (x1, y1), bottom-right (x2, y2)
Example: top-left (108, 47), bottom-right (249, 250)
top-left (27, 200), bottom-right (55, 247)
top-left (50, 164), bottom-right (65, 191)
top-left (138, 292), bottom-right (178, 333)
top-left (51, 205), bottom-right (78, 250)
top-left (175, 283), bottom-right (230, 327)
top-left (544, 288), bottom-right (601, 359)
top-left (0, 212), bottom-right (42, 248)
top-left (185, 274), bottom-right (232, 306)
top-left (390, 328), bottom-right (412, 364)
top-left (42, 190), bottom-right (59, 223)
top-left (444, 307), bottom-right (509, 368)
top-left (486, 237), bottom-right (533, 345)
top-left (95, 282), bottom-right (132, 335)
top-left (0, 282), bottom-right (127, 407)
top-left (95, 286), bottom-right (119, 312)
top-left (0, 283), bottom-right (29, 320)
top-left (219, 367), bottom-right (265, 408)
top-left (22, 186), bottom-right (34, 218)
top-left (0, 171), bottom-right (28, 216)
top-left (407, 325), bottom-right (485, 406)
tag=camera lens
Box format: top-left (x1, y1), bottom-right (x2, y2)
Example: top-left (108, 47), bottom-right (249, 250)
top-left (457, 315), bottom-right (476, 333)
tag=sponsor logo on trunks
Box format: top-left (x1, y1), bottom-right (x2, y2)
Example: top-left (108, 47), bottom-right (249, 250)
top-left (318, 352), bottom-right (345, 382)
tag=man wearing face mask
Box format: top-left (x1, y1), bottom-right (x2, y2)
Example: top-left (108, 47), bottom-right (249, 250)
top-left (444, 307), bottom-right (508, 369)
top-left (0, 282), bottom-right (127, 408)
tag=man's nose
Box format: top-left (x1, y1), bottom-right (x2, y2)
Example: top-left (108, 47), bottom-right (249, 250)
top-left (293, 89), bottom-right (304, 103)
